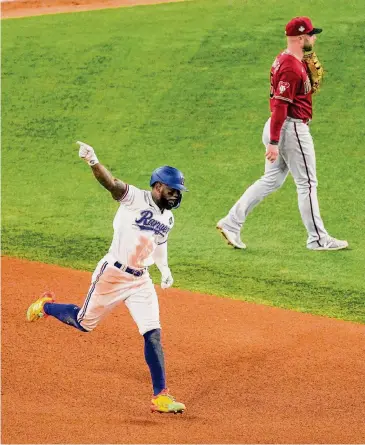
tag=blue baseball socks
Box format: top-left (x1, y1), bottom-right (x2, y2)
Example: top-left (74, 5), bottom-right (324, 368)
top-left (43, 303), bottom-right (88, 332)
top-left (143, 329), bottom-right (166, 395)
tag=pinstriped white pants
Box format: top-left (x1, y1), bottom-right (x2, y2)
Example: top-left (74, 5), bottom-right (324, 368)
top-left (77, 254), bottom-right (160, 334)
top-left (227, 118), bottom-right (328, 247)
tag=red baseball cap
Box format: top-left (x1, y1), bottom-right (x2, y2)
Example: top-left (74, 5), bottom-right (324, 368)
top-left (285, 17), bottom-right (322, 36)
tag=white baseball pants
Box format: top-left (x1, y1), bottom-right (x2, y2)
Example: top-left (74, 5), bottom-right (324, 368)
top-left (77, 254), bottom-right (160, 334)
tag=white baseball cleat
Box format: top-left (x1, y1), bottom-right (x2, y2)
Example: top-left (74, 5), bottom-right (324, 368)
top-left (309, 236), bottom-right (349, 251)
top-left (216, 219), bottom-right (246, 249)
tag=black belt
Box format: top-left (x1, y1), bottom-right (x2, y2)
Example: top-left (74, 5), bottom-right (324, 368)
top-left (114, 261), bottom-right (145, 277)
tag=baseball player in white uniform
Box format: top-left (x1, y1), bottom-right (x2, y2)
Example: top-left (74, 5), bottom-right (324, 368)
top-left (26, 141), bottom-right (187, 414)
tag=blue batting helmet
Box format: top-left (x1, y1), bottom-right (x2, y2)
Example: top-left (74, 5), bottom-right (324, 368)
top-left (150, 166), bottom-right (188, 209)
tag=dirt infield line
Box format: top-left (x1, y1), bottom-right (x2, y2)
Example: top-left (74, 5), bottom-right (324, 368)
top-left (2, 256), bottom-right (365, 443)
top-left (1, 0), bottom-right (186, 19)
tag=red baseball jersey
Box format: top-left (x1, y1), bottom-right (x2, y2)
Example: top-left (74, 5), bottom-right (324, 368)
top-left (270, 51), bottom-right (313, 120)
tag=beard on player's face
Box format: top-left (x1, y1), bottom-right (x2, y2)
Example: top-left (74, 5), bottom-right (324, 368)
top-left (303, 42), bottom-right (313, 51)
top-left (303, 35), bottom-right (315, 52)
top-left (153, 183), bottom-right (180, 210)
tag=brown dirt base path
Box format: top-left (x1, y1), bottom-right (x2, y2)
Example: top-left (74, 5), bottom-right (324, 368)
top-left (1, 0), bottom-right (185, 19)
top-left (2, 256), bottom-right (365, 444)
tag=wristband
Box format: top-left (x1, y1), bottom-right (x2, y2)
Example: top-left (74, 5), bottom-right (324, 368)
top-left (88, 156), bottom-right (99, 167)
top-left (269, 140), bottom-right (279, 146)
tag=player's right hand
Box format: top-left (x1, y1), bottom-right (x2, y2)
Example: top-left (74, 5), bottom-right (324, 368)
top-left (265, 144), bottom-right (279, 163)
top-left (161, 268), bottom-right (174, 290)
top-left (76, 141), bottom-right (99, 166)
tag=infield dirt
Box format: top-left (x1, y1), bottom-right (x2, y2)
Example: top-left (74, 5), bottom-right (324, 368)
top-left (2, 256), bottom-right (365, 443)
top-left (1, 0), bottom-right (185, 18)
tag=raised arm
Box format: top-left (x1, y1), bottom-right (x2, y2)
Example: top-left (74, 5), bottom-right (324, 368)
top-left (76, 141), bottom-right (127, 201)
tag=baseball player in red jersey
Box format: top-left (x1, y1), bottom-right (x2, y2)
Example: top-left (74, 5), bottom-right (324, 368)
top-left (217, 17), bottom-right (348, 251)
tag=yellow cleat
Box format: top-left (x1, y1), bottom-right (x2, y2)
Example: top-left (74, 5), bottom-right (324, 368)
top-left (151, 389), bottom-right (186, 414)
top-left (26, 291), bottom-right (55, 322)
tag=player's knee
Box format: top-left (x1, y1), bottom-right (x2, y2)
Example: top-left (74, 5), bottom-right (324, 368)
top-left (261, 174), bottom-right (285, 191)
top-left (296, 178), bottom-right (318, 191)
top-left (273, 178), bottom-right (286, 190)
top-left (77, 318), bottom-right (96, 333)
top-left (78, 323), bottom-right (93, 333)
top-left (261, 178), bottom-right (284, 192)
top-left (138, 319), bottom-right (161, 336)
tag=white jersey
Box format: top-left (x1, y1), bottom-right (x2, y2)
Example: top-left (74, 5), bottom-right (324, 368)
top-left (108, 185), bottom-right (174, 269)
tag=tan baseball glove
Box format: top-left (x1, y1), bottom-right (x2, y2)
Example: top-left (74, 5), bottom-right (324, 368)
top-left (303, 51), bottom-right (324, 94)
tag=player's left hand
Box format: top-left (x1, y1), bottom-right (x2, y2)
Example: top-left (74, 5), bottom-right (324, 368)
top-left (161, 269), bottom-right (173, 289)
top-left (265, 144), bottom-right (279, 163)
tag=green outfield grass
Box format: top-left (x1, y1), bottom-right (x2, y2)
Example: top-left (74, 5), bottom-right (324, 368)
top-left (2, 0), bottom-right (365, 322)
